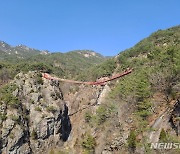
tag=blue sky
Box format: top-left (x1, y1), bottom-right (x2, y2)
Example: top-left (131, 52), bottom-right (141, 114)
top-left (0, 0), bottom-right (179, 56)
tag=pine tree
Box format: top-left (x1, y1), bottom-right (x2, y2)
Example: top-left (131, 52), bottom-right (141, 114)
top-left (127, 130), bottom-right (136, 153)
top-left (159, 128), bottom-right (168, 142)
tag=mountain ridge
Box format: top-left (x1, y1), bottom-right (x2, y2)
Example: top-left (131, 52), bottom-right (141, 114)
top-left (0, 40), bottom-right (106, 59)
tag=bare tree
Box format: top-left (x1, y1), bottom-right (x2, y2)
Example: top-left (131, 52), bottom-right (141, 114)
top-left (150, 68), bottom-right (179, 103)
top-left (0, 68), bottom-right (10, 83)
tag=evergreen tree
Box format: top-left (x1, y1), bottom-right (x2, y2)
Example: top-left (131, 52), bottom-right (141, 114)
top-left (127, 130), bottom-right (136, 153)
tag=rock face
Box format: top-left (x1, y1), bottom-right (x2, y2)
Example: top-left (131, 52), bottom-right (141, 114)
top-left (0, 71), bottom-right (107, 154)
top-left (96, 85), bottom-right (111, 105)
top-left (0, 71), bottom-right (71, 154)
top-left (170, 99), bottom-right (180, 136)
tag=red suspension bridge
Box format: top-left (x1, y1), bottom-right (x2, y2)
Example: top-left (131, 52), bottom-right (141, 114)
top-left (42, 69), bottom-right (132, 86)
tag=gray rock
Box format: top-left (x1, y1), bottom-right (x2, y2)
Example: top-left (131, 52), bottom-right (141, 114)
top-left (0, 71), bottom-right (72, 154)
top-left (2, 119), bottom-right (15, 139)
top-left (30, 92), bottom-right (42, 103)
top-left (170, 99), bottom-right (180, 135)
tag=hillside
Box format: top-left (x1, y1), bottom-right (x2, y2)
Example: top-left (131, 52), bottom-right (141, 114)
top-left (75, 25), bottom-right (180, 153)
top-left (0, 25), bottom-right (180, 154)
top-left (25, 50), bottom-right (106, 78)
top-left (0, 42), bottom-right (106, 84)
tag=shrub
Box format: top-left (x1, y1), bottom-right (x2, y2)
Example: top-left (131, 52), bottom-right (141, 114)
top-left (8, 96), bottom-right (20, 109)
top-left (31, 129), bottom-right (38, 140)
top-left (35, 106), bottom-right (42, 112)
top-left (84, 112), bottom-right (92, 123)
top-left (9, 132), bottom-right (15, 139)
top-left (159, 128), bottom-right (168, 142)
top-left (0, 83), bottom-right (20, 109)
top-left (96, 106), bottom-right (108, 125)
top-left (46, 106), bottom-right (56, 113)
top-left (0, 113), bottom-right (7, 121)
top-left (81, 134), bottom-right (96, 152)
top-left (35, 73), bottom-right (43, 85)
top-left (96, 104), bottom-right (115, 125)
top-left (10, 115), bottom-right (20, 124)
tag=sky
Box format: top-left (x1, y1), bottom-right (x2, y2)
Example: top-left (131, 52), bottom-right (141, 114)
top-left (0, 0), bottom-right (179, 56)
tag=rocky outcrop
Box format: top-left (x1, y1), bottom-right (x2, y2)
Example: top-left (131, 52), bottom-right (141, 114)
top-left (170, 99), bottom-right (180, 136)
top-left (96, 85), bottom-right (111, 105)
top-left (102, 137), bottom-right (125, 154)
top-left (0, 71), bottom-right (110, 154)
top-left (0, 71), bottom-right (71, 154)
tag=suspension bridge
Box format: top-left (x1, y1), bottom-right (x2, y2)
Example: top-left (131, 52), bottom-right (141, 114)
top-left (42, 69), bottom-right (132, 86)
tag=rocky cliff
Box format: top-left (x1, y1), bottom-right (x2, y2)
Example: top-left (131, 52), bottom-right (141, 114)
top-left (0, 71), bottom-right (108, 154)
top-left (0, 71), bottom-right (71, 154)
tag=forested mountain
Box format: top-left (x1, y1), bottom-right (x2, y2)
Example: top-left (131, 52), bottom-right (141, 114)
top-left (0, 41), bottom-right (42, 60)
top-left (0, 25), bottom-right (179, 154)
top-left (78, 25), bottom-right (180, 81)
top-left (0, 41), bottom-right (106, 83)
